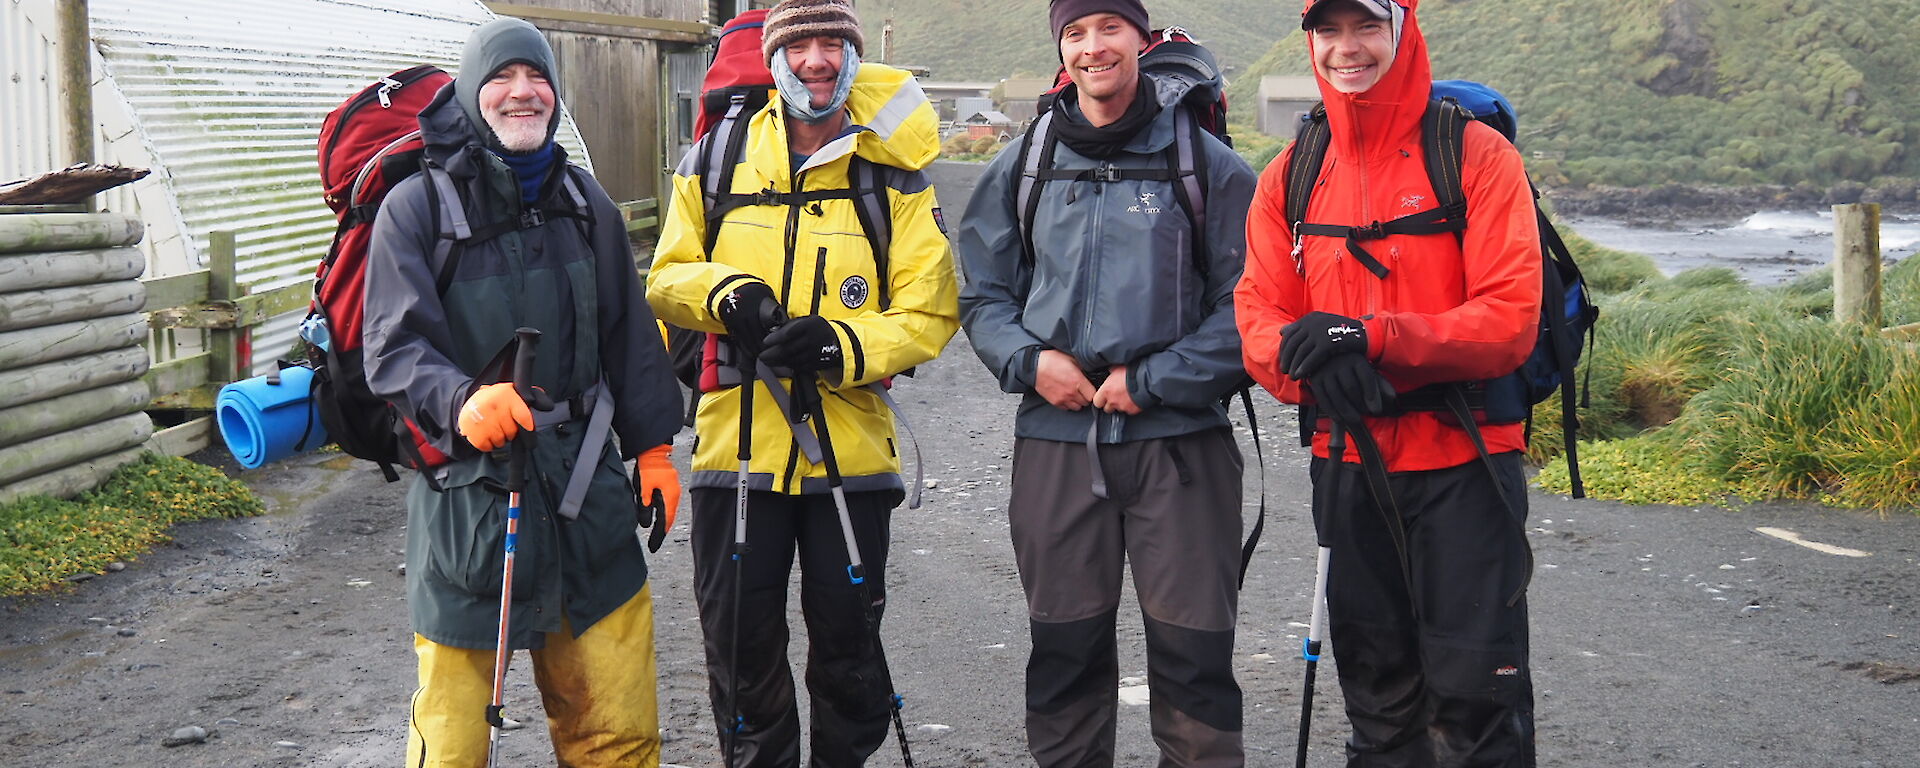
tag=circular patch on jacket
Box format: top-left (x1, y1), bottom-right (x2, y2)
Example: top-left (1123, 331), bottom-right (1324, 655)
top-left (840, 275), bottom-right (870, 309)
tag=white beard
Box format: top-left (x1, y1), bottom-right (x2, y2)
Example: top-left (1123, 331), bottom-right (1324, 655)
top-left (486, 100), bottom-right (551, 152)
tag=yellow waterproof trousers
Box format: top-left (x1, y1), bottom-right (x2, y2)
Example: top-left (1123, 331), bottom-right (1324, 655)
top-left (406, 585), bottom-right (659, 768)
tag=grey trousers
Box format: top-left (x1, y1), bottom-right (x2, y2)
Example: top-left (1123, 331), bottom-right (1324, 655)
top-left (1009, 428), bottom-right (1246, 768)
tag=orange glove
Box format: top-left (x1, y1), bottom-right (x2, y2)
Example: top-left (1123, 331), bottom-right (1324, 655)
top-left (635, 443), bottom-right (680, 552)
top-left (456, 383), bottom-right (536, 452)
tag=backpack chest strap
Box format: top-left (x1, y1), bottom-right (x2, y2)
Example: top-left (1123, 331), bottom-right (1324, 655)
top-left (1293, 202), bottom-right (1466, 279)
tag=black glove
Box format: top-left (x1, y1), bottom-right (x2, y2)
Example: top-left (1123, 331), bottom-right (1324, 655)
top-left (716, 280), bottom-right (785, 357)
top-left (759, 315), bottom-right (844, 373)
top-left (1303, 354), bottom-right (1396, 430)
top-left (1279, 311), bottom-right (1369, 379)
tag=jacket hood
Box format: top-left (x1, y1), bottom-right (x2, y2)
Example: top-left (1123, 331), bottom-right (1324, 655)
top-left (1308, 0), bottom-right (1431, 159)
top-left (790, 62), bottom-right (940, 173)
top-left (454, 17), bottom-right (563, 155)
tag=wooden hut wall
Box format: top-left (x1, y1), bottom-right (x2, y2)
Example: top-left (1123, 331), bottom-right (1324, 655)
top-left (0, 212), bottom-right (152, 503)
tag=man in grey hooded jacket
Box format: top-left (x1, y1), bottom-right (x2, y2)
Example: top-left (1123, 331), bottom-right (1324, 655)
top-left (955, 1), bottom-right (1257, 766)
top-left (362, 18), bottom-right (682, 768)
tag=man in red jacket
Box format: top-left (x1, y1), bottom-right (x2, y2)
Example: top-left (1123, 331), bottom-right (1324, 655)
top-left (1235, 1), bottom-right (1542, 765)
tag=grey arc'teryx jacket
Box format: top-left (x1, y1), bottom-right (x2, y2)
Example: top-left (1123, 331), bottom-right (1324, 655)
top-left (956, 75), bottom-right (1256, 444)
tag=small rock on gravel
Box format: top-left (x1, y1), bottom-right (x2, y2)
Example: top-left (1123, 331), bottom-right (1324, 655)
top-left (162, 726), bottom-right (208, 747)
top-left (274, 740), bottom-right (304, 749)
top-left (117, 628), bottom-right (137, 637)
top-left (106, 562), bottom-right (127, 572)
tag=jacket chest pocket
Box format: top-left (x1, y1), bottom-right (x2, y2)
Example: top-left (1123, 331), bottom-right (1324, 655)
top-left (798, 227), bottom-right (881, 315)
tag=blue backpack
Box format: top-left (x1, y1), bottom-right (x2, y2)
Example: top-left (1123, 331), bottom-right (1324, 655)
top-left (1283, 80), bottom-right (1598, 497)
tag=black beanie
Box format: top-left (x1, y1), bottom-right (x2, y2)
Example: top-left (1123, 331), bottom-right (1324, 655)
top-left (455, 18), bottom-right (562, 153)
top-left (1049, 0), bottom-right (1151, 46)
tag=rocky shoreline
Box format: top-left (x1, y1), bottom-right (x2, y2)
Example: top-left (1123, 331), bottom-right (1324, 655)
top-left (1545, 182), bottom-right (1920, 225)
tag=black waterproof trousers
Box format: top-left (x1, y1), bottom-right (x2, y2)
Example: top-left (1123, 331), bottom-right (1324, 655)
top-left (1009, 429), bottom-right (1246, 768)
top-left (689, 487), bottom-right (902, 768)
top-left (1311, 451), bottom-right (1535, 768)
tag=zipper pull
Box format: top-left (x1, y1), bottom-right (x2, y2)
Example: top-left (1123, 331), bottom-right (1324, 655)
top-left (376, 76), bottom-right (402, 109)
top-left (1290, 222), bottom-right (1305, 276)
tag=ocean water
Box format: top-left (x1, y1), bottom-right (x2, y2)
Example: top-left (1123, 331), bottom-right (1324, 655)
top-left (1561, 210), bottom-right (1920, 286)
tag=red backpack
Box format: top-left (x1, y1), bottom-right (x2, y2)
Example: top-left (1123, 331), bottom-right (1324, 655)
top-left (309, 65), bottom-right (455, 480)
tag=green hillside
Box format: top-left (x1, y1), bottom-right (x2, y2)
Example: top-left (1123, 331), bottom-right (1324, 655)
top-left (855, 0), bottom-right (1287, 81)
top-left (1228, 0), bottom-right (1920, 188)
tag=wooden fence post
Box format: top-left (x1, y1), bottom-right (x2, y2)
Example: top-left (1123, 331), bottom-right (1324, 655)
top-left (1832, 203), bottom-right (1883, 330)
top-left (59, 0), bottom-right (95, 209)
top-left (206, 230), bottom-right (242, 384)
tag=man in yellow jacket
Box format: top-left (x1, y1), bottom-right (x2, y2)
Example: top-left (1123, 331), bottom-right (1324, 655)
top-left (646, 1), bottom-right (958, 764)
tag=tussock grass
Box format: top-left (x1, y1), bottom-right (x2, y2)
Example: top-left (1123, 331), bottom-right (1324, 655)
top-left (1540, 253), bottom-right (1920, 513)
top-left (0, 453), bottom-right (263, 596)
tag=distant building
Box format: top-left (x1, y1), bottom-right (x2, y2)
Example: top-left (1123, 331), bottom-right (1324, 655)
top-left (952, 97), bottom-right (996, 126)
top-left (997, 77), bottom-right (1055, 125)
top-left (1257, 76), bottom-right (1321, 136)
top-left (922, 81), bottom-right (997, 121)
top-left (961, 110), bottom-right (1016, 141)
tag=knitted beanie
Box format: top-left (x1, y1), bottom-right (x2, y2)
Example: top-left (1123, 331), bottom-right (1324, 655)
top-left (762, 0), bottom-right (865, 62)
top-left (1049, 0), bottom-right (1150, 44)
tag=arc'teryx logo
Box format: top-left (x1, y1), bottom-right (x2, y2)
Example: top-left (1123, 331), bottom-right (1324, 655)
top-left (1127, 192), bottom-right (1163, 215)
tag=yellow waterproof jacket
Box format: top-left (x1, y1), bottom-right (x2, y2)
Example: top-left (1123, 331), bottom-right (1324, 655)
top-left (648, 63), bottom-right (959, 495)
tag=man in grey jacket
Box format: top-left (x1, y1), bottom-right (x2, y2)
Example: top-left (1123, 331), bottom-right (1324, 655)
top-left (362, 18), bottom-right (683, 768)
top-left (955, 1), bottom-right (1257, 765)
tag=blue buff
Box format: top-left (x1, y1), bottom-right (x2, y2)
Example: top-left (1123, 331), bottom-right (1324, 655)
top-left (771, 42), bottom-right (860, 124)
top-left (495, 142), bottom-right (556, 203)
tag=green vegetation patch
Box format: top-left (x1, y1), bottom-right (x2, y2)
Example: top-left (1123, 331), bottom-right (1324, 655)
top-left (1535, 434), bottom-right (1731, 507)
top-left (0, 453), bottom-right (264, 596)
top-left (1535, 254), bottom-right (1920, 512)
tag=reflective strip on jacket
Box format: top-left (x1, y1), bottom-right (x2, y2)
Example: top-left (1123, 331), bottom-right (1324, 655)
top-left (1236, 0), bottom-right (1541, 472)
top-left (647, 63), bottom-right (959, 495)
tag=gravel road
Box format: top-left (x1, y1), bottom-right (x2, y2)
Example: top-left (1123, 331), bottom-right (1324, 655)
top-left (2, 160), bottom-right (1916, 767)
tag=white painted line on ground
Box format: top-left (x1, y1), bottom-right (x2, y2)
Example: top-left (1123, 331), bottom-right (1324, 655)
top-left (1754, 527), bottom-right (1871, 557)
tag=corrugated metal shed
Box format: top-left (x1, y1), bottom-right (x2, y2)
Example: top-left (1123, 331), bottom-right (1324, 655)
top-left (65, 0), bottom-right (592, 373)
top-left (90, 0), bottom-right (596, 373)
top-left (1, 0), bottom-right (66, 185)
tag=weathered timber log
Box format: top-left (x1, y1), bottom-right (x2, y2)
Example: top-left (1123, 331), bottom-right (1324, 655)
top-left (0, 347), bottom-right (149, 408)
top-left (0, 314), bottom-right (146, 369)
top-left (0, 247), bottom-right (145, 292)
top-left (0, 412), bottom-right (151, 486)
top-left (0, 213), bottom-right (142, 253)
top-left (0, 282), bottom-right (146, 332)
top-left (0, 380), bottom-right (150, 449)
top-left (146, 416), bottom-right (212, 458)
top-left (0, 447), bottom-right (144, 505)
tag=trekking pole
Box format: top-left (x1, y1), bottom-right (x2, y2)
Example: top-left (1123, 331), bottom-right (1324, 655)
top-left (1296, 424), bottom-right (1342, 768)
top-left (724, 346), bottom-right (756, 768)
top-left (796, 370), bottom-right (915, 768)
top-left (487, 327), bottom-right (550, 768)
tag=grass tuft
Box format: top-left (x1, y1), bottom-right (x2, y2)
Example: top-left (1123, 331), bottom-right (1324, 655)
top-left (0, 453), bottom-right (263, 596)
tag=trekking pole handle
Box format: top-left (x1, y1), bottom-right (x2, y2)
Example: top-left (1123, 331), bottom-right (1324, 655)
top-left (506, 327), bottom-right (552, 492)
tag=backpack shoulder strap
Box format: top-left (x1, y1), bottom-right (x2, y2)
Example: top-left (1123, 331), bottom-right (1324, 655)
top-left (701, 93), bottom-right (756, 257)
top-left (1282, 103), bottom-right (1331, 231)
top-left (1420, 96), bottom-right (1471, 240)
top-left (1015, 110), bottom-right (1059, 270)
top-left (1164, 105), bottom-right (1210, 279)
top-left (847, 156), bottom-right (894, 310)
top-left (424, 162), bottom-right (468, 296)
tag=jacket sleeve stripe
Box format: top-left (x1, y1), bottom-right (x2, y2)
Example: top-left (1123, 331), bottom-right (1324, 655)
top-left (832, 318), bottom-right (865, 382)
